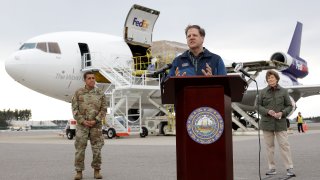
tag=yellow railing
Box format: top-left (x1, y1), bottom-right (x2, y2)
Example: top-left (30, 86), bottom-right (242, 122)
top-left (165, 104), bottom-right (175, 132)
top-left (133, 56), bottom-right (151, 70)
top-left (153, 53), bottom-right (176, 70)
top-left (132, 49), bottom-right (177, 76)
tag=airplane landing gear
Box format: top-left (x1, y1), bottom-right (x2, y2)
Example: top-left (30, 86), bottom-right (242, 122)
top-left (140, 127), bottom-right (148, 138)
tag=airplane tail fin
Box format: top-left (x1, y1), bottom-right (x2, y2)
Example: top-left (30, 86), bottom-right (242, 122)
top-left (272, 22), bottom-right (308, 80)
top-left (287, 22), bottom-right (302, 58)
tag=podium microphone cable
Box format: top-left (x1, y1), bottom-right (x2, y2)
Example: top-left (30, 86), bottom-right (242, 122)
top-left (252, 80), bottom-right (262, 180)
top-left (234, 62), bottom-right (262, 180)
top-left (232, 62), bottom-right (262, 179)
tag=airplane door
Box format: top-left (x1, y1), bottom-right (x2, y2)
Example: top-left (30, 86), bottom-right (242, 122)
top-left (78, 43), bottom-right (91, 67)
top-left (124, 4), bottom-right (160, 48)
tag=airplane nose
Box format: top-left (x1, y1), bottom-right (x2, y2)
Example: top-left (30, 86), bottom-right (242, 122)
top-left (5, 53), bottom-right (26, 82)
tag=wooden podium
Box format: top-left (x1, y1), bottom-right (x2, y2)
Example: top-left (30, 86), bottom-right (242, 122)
top-left (162, 75), bottom-right (247, 180)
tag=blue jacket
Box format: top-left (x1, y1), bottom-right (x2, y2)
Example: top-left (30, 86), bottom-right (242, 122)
top-left (168, 48), bottom-right (227, 77)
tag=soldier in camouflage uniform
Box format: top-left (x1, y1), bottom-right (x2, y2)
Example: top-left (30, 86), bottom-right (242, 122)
top-left (71, 71), bottom-right (106, 180)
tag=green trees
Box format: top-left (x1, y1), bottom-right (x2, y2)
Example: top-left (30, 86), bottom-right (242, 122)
top-left (0, 109), bottom-right (32, 128)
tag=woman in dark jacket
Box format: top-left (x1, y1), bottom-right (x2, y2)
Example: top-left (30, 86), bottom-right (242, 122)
top-left (257, 70), bottom-right (295, 177)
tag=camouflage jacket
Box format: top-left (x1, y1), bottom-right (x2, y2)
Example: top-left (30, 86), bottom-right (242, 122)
top-left (71, 86), bottom-right (106, 126)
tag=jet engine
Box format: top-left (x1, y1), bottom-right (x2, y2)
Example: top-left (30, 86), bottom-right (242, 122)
top-left (270, 52), bottom-right (293, 69)
top-left (270, 52), bottom-right (308, 79)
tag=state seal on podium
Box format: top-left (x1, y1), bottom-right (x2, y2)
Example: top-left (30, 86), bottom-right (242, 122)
top-left (186, 107), bottom-right (224, 144)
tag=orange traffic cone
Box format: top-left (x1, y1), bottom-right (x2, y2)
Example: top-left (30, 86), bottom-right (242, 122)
top-left (302, 122), bottom-right (308, 132)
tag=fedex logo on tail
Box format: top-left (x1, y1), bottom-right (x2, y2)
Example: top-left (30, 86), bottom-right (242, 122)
top-left (295, 61), bottom-right (308, 72)
top-left (132, 17), bottom-right (149, 29)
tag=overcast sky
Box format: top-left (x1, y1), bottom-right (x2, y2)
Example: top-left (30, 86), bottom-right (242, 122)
top-left (1, 0), bottom-right (320, 120)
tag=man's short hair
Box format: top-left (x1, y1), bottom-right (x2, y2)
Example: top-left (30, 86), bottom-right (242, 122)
top-left (185, 25), bottom-right (206, 37)
top-left (265, 70), bottom-right (280, 82)
top-left (83, 71), bottom-right (95, 80)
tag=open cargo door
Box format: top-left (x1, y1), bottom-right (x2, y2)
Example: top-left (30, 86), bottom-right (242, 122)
top-left (124, 4), bottom-right (160, 72)
top-left (124, 4), bottom-right (160, 49)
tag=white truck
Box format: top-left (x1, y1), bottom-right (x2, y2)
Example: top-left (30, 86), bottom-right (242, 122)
top-left (65, 119), bottom-right (77, 140)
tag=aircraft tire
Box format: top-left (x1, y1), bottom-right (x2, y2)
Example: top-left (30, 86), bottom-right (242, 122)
top-left (162, 125), bottom-right (169, 135)
top-left (140, 127), bottom-right (148, 138)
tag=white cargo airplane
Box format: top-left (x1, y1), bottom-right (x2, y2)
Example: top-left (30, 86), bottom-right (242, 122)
top-left (5, 4), bottom-right (320, 136)
top-left (227, 21), bottom-right (320, 131)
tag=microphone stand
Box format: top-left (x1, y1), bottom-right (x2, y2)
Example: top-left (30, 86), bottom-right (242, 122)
top-left (160, 72), bottom-right (168, 84)
top-left (159, 72), bottom-right (168, 99)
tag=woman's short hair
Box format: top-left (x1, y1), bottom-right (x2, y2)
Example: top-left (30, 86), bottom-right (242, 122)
top-left (266, 70), bottom-right (280, 82)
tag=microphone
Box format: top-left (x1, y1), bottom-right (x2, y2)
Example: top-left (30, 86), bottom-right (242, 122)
top-left (232, 62), bottom-right (252, 79)
top-left (152, 63), bottom-right (172, 76)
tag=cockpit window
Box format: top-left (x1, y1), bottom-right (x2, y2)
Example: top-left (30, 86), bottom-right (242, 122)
top-left (48, 42), bottom-right (61, 54)
top-left (19, 42), bottom-right (61, 54)
top-left (19, 43), bottom-right (36, 50)
top-left (36, 42), bottom-right (47, 52)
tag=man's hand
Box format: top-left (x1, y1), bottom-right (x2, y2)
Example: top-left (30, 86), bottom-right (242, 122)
top-left (201, 63), bottom-right (213, 76)
top-left (82, 120), bottom-right (95, 128)
top-left (88, 120), bottom-right (96, 126)
top-left (175, 67), bottom-right (186, 76)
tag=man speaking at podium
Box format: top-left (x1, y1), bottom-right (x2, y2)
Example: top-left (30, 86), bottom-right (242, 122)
top-left (168, 25), bottom-right (227, 77)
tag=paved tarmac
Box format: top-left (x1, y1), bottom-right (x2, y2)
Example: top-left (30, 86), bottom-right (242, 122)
top-left (0, 128), bottom-right (319, 180)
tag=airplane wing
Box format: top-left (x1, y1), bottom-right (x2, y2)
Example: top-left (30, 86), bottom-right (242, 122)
top-left (287, 85), bottom-right (320, 98)
top-left (226, 60), bottom-right (289, 73)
